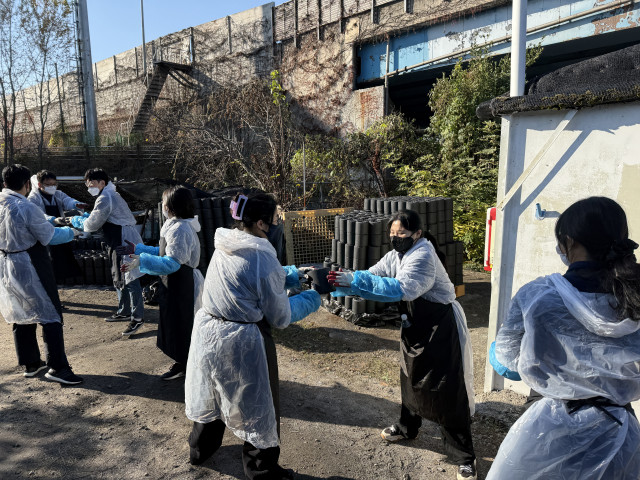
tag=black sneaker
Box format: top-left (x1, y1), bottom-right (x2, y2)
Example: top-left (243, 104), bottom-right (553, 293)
top-left (45, 367), bottom-right (83, 385)
top-left (105, 313), bottom-right (130, 322)
top-left (160, 363), bottom-right (186, 381)
top-left (24, 360), bottom-right (48, 378)
top-left (122, 319), bottom-right (144, 336)
top-left (380, 424), bottom-right (409, 442)
top-left (457, 461), bottom-right (477, 480)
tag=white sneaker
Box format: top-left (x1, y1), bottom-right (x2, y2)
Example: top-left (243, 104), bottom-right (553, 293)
top-left (380, 424), bottom-right (408, 442)
top-left (457, 460), bottom-right (477, 480)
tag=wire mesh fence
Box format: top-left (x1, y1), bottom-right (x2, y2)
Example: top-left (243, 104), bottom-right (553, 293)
top-left (283, 207), bottom-right (353, 265)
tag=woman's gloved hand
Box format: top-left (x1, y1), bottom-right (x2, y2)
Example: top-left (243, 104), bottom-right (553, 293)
top-left (297, 266), bottom-right (315, 279)
top-left (327, 269), bottom-right (354, 288)
top-left (70, 215), bottom-right (86, 229)
top-left (120, 254), bottom-right (140, 273)
top-left (116, 240), bottom-right (136, 256)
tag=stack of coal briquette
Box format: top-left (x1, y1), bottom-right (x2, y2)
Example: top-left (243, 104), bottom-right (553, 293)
top-left (66, 237), bottom-right (112, 286)
top-left (326, 196), bottom-right (464, 320)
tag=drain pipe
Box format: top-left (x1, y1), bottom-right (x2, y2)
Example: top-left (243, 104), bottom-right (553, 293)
top-left (510, 0), bottom-right (528, 96)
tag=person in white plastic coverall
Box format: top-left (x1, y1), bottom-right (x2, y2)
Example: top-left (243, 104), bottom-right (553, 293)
top-left (0, 164), bottom-right (83, 385)
top-left (120, 186), bottom-right (205, 380)
top-left (487, 196), bottom-right (640, 479)
top-left (70, 168), bottom-right (144, 337)
top-left (28, 170), bottom-right (87, 284)
top-left (185, 192), bottom-right (321, 480)
top-left (28, 169), bottom-right (88, 223)
top-left (328, 209), bottom-right (477, 480)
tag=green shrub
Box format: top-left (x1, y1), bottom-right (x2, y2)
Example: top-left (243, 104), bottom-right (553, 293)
top-left (394, 46), bottom-right (542, 265)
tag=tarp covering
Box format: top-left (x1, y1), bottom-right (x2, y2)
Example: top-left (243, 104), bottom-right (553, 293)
top-left (477, 43), bottom-right (640, 120)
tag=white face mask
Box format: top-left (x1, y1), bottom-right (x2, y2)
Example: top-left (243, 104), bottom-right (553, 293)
top-left (87, 187), bottom-right (100, 197)
top-left (162, 207), bottom-right (169, 219)
top-left (556, 245), bottom-right (570, 267)
top-left (43, 186), bottom-right (57, 195)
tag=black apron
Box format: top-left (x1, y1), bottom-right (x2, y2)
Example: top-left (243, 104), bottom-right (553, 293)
top-left (26, 241), bottom-right (63, 321)
top-left (156, 238), bottom-right (195, 364)
top-left (399, 296), bottom-right (470, 430)
top-left (219, 316), bottom-right (281, 435)
top-left (43, 202), bottom-right (81, 284)
top-left (101, 221), bottom-right (124, 289)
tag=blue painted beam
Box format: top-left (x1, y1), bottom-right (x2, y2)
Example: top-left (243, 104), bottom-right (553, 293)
top-left (357, 0), bottom-right (640, 84)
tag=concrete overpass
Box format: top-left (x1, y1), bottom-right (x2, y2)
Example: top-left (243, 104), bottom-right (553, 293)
top-left (353, 0), bottom-right (640, 124)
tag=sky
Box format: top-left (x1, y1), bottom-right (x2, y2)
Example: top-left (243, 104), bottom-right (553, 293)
top-left (87, 0), bottom-right (287, 63)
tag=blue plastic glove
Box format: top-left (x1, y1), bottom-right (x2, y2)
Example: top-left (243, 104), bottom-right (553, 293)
top-left (139, 253), bottom-right (181, 276)
top-left (350, 270), bottom-right (403, 302)
top-left (135, 244), bottom-right (160, 256)
top-left (489, 341), bottom-right (521, 381)
top-left (330, 286), bottom-right (354, 298)
top-left (49, 226), bottom-right (75, 245)
top-left (70, 215), bottom-right (86, 229)
top-left (289, 289), bottom-right (321, 323)
top-left (283, 265), bottom-right (300, 289)
top-left (46, 215), bottom-right (56, 225)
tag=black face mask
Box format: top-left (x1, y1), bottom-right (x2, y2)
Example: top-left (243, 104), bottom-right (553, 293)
top-left (265, 222), bottom-right (283, 248)
top-left (391, 235), bottom-right (415, 254)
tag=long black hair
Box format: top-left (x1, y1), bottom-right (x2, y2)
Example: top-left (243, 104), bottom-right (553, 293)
top-left (388, 209), bottom-right (446, 267)
top-left (232, 192), bottom-right (277, 230)
top-left (555, 196), bottom-right (640, 320)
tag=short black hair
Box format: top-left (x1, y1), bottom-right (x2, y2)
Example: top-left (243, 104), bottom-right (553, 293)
top-left (162, 186), bottom-right (194, 219)
top-left (36, 170), bottom-right (56, 183)
top-left (2, 164), bottom-right (31, 191)
top-left (84, 168), bottom-right (109, 183)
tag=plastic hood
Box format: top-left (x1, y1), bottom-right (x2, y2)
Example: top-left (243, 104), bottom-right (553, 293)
top-left (214, 227), bottom-right (276, 257)
top-left (549, 273), bottom-right (640, 338)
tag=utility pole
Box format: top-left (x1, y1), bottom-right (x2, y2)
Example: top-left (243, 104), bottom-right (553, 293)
top-left (74, 0), bottom-right (98, 145)
top-left (141, 0), bottom-right (148, 83)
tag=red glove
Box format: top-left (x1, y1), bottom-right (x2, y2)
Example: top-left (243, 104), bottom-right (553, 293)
top-left (327, 269), bottom-right (354, 288)
top-left (115, 240), bottom-right (136, 256)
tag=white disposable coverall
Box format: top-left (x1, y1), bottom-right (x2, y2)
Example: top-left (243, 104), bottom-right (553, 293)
top-left (83, 182), bottom-right (143, 284)
top-left (489, 273), bottom-right (640, 479)
top-left (0, 190), bottom-right (60, 324)
top-left (185, 228), bottom-right (293, 449)
top-left (369, 238), bottom-right (475, 414)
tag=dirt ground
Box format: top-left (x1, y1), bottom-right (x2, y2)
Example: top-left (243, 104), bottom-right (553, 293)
top-left (0, 270), bottom-right (527, 480)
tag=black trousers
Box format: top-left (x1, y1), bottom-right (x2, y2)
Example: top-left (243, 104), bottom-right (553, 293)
top-left (189, 420), bottom-right (288, 479)
top-left (397, 403), bottom-right (475, 464)
top-left (13, 322), bottom-right (70, 371)
top-left (189, 320), bottom-right (288, 479)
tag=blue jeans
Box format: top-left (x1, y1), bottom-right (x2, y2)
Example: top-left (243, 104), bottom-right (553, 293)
top-left (116, 278), bottom-right (144, 320)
